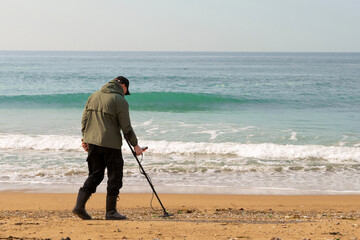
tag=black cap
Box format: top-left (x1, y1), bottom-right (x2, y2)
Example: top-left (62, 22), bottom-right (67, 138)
top-left (115, 76), bottom-right (130, 95)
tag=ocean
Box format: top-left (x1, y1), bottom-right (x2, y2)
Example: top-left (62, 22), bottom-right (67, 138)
top-left (0, 51), bottom-right (359, 194)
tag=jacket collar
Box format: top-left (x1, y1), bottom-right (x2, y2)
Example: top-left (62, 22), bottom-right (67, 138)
top-left (100, 80), bottom-right (125, 96)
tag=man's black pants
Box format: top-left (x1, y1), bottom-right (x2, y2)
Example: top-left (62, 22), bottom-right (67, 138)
top-left (81, 144), bottom-right (124, 197)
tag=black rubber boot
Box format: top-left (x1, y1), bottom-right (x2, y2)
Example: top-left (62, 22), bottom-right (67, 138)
top-left (72, 188), bottom-right (92, 220)
top-left (105, 195), bottom-right (126, 220)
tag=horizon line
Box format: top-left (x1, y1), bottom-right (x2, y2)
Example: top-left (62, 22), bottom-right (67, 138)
top-left (1, 50), bottom-right (359, 54)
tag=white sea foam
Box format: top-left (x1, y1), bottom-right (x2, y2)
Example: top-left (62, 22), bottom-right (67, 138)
top-left (192, 130), bottom-right (220, 140)
top-left (1, 134), bottom-right (360, 162)
top-left (238, 126), bottom-right (256, 131)
top-left (1, 135), bottom-right (360, 195)
top-left (289, 132), bottom-right (297, 141)
top-left (134, 118), bottom-right (153, 127)
top-left (143, 141), bottom-right (360, 162)
top-left (0, 134), bottom-right (82, 151)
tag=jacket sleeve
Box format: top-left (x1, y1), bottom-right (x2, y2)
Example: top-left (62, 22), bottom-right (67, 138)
top-left (81, 98), bottom-right (90, 137)
top-left (117, 98), bottom-right (138, 147)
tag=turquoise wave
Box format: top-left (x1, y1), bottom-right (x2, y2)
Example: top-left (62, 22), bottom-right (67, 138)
top-left (128, 92), bottom-right (247, 112)
top-left (0, 93), bottom-right (91, 108)
top-left (0, 92), bottom-right (269, 111)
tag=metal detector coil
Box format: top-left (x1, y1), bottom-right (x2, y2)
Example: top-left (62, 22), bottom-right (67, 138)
top-left (125, 139), bottom-right (174, 218)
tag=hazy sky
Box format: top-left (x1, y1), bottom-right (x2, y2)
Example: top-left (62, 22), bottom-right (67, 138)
top-left (1, 0), bottom-right (359, 52)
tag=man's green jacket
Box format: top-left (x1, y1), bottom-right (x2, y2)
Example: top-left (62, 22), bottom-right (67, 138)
top-left (81, 79), bottom-right (138, 149)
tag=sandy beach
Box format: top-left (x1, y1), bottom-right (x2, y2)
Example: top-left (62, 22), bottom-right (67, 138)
top-left (0, 192), bottom-right (359, 239)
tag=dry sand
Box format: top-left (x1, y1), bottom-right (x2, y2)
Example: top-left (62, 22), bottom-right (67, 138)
top-left (1, 192), bottom-right (360, 239)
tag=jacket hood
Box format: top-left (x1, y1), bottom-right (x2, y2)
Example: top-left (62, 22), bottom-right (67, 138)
top-left (100, 80), bottom-right (125, 96)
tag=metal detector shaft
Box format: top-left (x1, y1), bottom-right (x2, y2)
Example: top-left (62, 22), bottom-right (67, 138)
top-left (125, 139), bottom-right (172, 217)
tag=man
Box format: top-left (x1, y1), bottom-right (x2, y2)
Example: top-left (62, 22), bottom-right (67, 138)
top-left (72, 76), bottom-right (143, 220)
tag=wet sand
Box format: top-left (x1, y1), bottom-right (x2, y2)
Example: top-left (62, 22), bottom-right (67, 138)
top-left (0, 192), bottom-right (360, 239)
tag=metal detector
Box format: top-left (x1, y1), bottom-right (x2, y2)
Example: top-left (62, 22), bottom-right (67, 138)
top-left (125, 139), bottom-right (174, 218)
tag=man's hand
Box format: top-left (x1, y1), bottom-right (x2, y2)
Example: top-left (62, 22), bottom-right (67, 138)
top-left (81, 139), bottom-right (89, 152)
top-left (134, 145), bottom-right (143, 156)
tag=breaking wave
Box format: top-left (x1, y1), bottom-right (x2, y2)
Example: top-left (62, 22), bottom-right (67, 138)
top-left (0, 134), bottom-right (359, 162)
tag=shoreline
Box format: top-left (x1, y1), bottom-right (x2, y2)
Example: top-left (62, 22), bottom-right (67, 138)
top-left (2, 182), bottom-right (360, 195)
top-left (1, 192), bottom-right (360, 239)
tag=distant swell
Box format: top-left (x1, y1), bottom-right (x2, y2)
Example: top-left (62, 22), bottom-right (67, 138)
top-left (0, 134), bottom-right (359, 162)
